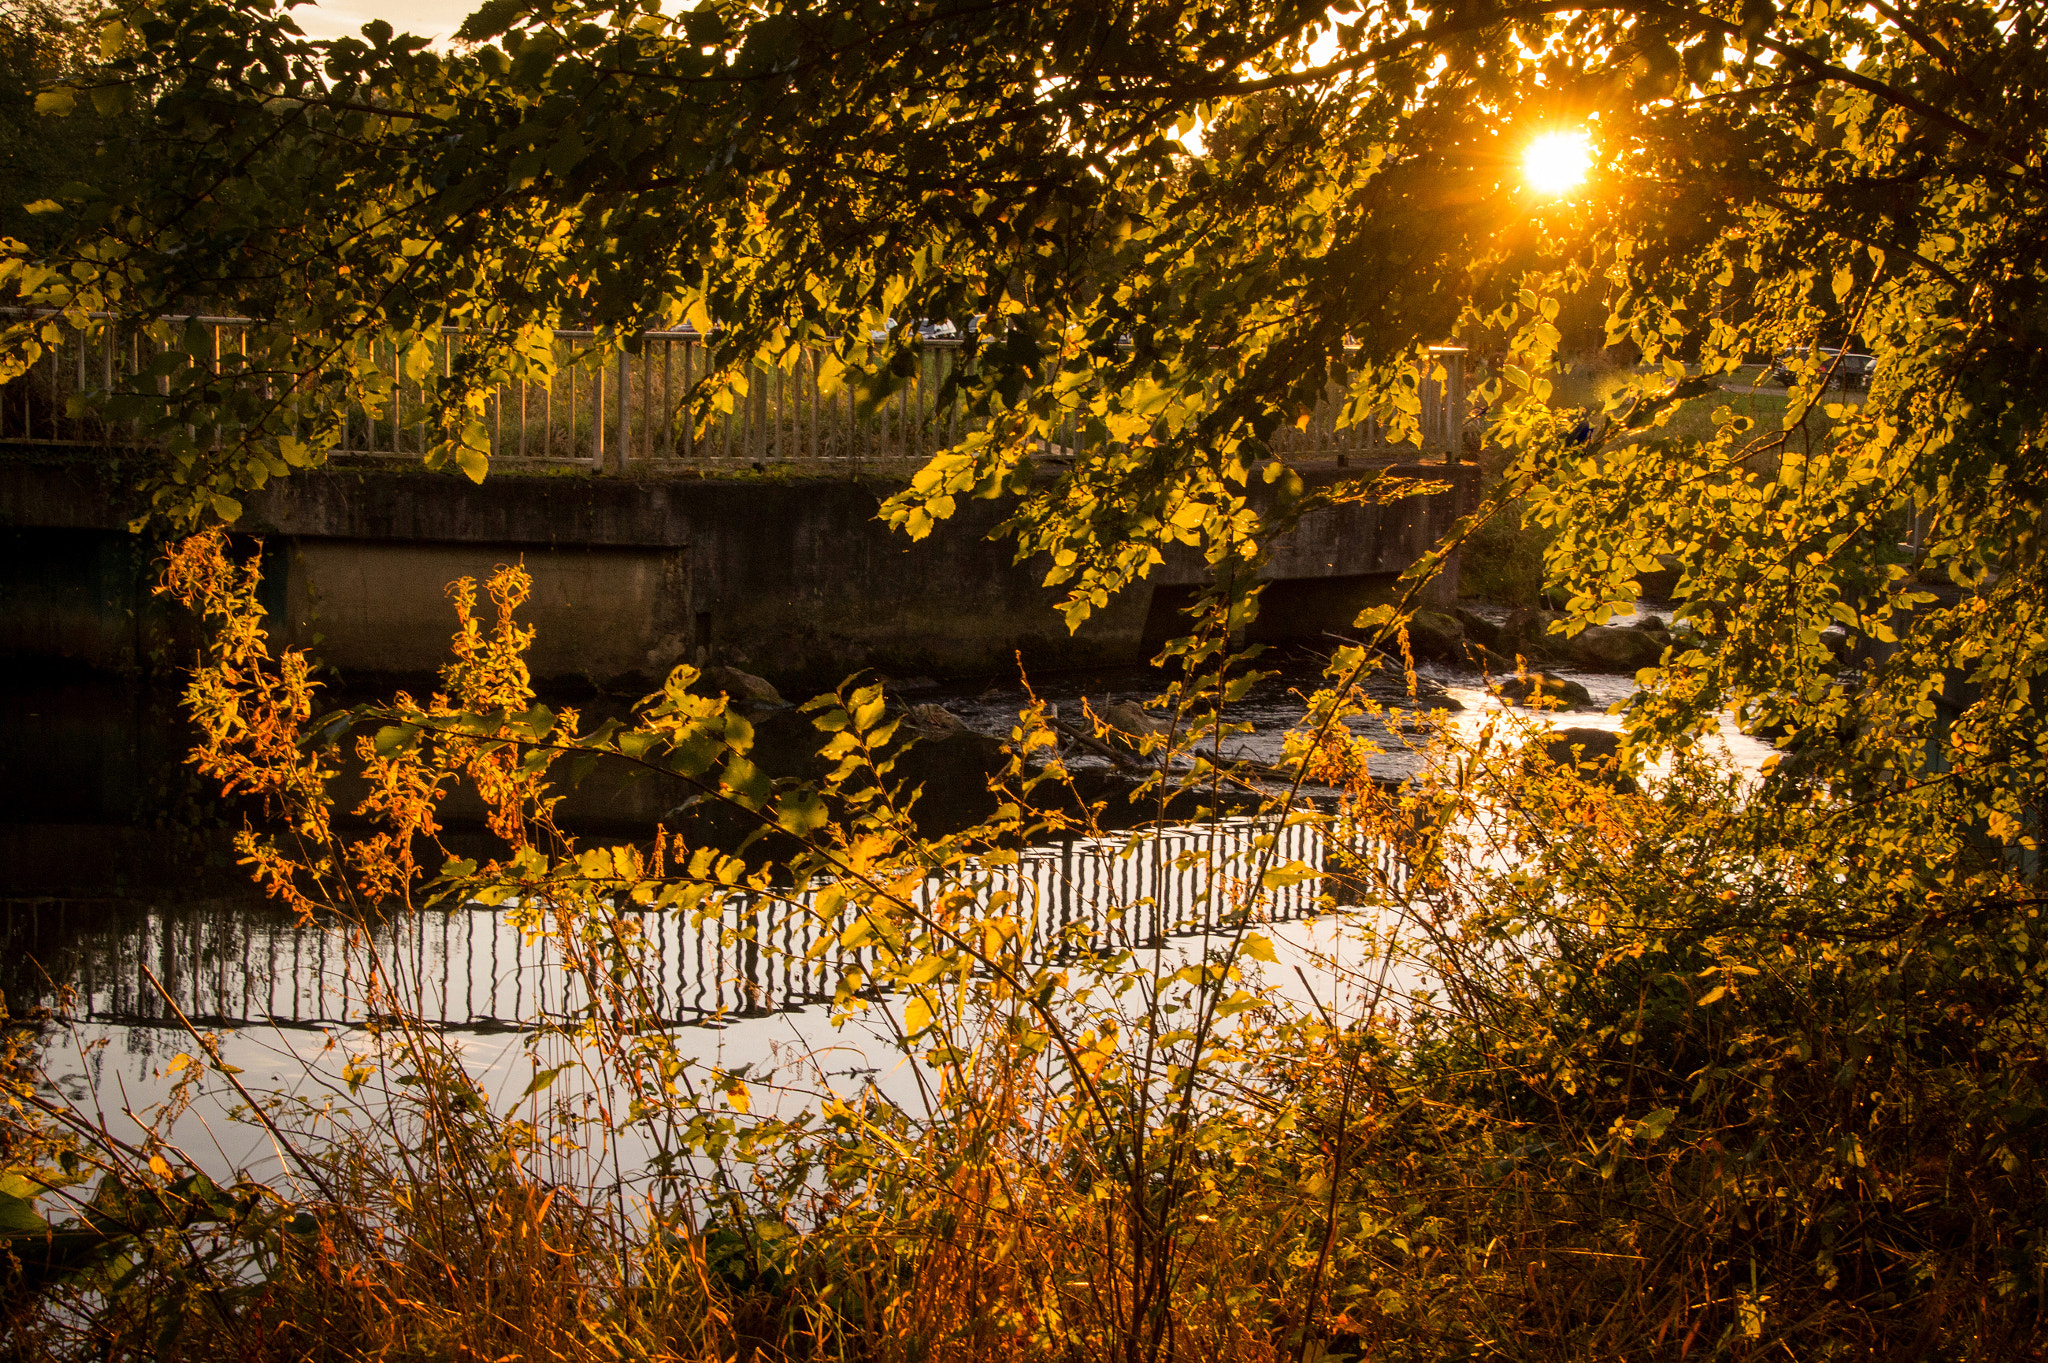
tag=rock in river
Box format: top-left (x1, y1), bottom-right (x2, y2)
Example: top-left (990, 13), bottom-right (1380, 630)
top-left (1453, 607), bottom-right (1502, 651)
top-left (1563, 624), bottom-right (1666, 674)
top-left (905, 702), bottom-right (967, 736)
top-left (1100, 699), bottom-right (1170, 738)
top-left (1405, 609), bottom-right (1468, 662)
top-left (1525, 726), bottom-right (1637, 792)
top-left (1496, 607), bottom-right (1561, 663)
top-left (701, 665), bottom-right (785, 709)
top-left (1491, 672), bottom-right (1591, 710)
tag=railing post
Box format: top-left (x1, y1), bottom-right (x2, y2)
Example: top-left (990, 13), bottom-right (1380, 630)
top-left (1426, 344), bottom-right (1468, 460)
top-left (592, 344), bottom-right (606, 470)
top-left (614, 345), bottom-right (630, 472)
top-left (1447, 348), bottom-right (1466, 459)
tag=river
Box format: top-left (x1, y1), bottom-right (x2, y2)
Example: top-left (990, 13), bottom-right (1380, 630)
top-left (2, 619), bottom-right (1774, 1190)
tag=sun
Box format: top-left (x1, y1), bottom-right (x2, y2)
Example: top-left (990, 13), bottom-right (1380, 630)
top-left (1524, 131), bottom-right (1594, 196)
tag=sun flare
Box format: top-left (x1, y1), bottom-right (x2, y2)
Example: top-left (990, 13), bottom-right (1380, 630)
top-left (1524, 131), bottom-right (1593, 196)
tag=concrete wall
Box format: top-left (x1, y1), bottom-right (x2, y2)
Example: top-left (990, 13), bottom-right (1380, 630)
top-left (282, 541), bottom-right (694, 683)
top-left (247, 472), bottom-right (1161, 686)
top-left (1, 449), bottom-right (1476, 687)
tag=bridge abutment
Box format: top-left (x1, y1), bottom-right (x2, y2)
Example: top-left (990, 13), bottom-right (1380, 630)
top-left (2, 452), bottom-right (1475, 688)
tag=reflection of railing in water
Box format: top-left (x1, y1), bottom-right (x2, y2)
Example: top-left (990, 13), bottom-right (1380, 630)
top-left (4, 821), bottom-right (1405, 1032)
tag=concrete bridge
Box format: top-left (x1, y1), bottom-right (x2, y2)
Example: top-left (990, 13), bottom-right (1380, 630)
top-left (1, 319), bottom-right (1476, 685)
top-left (0, 321), bottom-right (1476, 917)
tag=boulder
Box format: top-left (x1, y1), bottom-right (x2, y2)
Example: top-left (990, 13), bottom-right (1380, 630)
top-left (1636, 556), bottom-right (1683, 602)
top-left (1497, 607), bottom-right (1563, 663)
top-left (1403, 687), bottom-right (1464, 714)
top-left (1526, 726), bottom-right (1636, 792)
top-left (701, 665), bottom-right (785, 709)
top-left (1564, 624), bottom-right (1665, 674)
top-left (1491, 672), bottom-right (1591, 710)
top-left (1453, 608), bottom-right (1502, 651)
top-left (905, 703), bottom-right (967, 736)
top-left (891, 726), bottom-right (1013, 834)
top-left (1100, 699), bottom-right (1169, 738)
top-left (1634, 614), bottom-right (1668, 633)
top-left (1405, 609), bottom-right (1468, 662)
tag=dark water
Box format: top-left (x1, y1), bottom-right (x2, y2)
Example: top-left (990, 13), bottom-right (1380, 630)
top-left (1, 633), bottom-right (1773, 1185)
top-left (0, 637), bottom-right (1730, 1018)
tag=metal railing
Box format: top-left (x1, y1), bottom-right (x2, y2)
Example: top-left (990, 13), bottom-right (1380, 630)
top-left (7, 817), bottom-right (1409, 1032)
top-left (0, 317), bottom-right (1467, 469)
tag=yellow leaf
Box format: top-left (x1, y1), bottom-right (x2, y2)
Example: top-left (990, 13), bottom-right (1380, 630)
top-left (902, 994), bottom-right (933, 1036)
top-left (148, 1154), bottom-right (171, 1179)
top-left (1260, 861), bottom-right (1316, 890)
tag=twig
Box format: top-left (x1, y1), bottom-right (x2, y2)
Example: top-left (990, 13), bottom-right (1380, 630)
top-left (140, 964), bottom-right (342, 1205)
top-left (1052, 716), bottom-right (1151, 773)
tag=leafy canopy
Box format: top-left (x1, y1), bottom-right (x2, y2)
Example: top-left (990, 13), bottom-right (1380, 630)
top-left (6, 0), bottom-right (2048, 863)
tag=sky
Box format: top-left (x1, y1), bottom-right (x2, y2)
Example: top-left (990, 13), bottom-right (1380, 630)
top-left (289, 1), bottom-right (1351, 55)
top-left (289, 0), bottom-right (482, 42)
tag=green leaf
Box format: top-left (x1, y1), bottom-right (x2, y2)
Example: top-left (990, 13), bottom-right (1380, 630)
top-left (719, 755), bottom-right (770, 808)
top-left (373, 724), bottom-right (419, 757)
top-left (522, 1064), bottom-right (571, 1097)
top-left (0, 1191), bottom-right (48, 1237)
top-left (668, 731), bottom-right (723, 777)
top-left (772, 788), bottom-right (828, 835)
top-left (1634, 1108), bottom-right (1678, 1141)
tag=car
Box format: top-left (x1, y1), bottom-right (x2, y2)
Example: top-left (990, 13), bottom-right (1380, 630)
top-left (1760, 346), bottom-right (1877, 391)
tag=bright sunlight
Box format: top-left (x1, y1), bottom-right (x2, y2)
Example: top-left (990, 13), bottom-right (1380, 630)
top-left (1523, 130), bottom-right (1593, 195)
